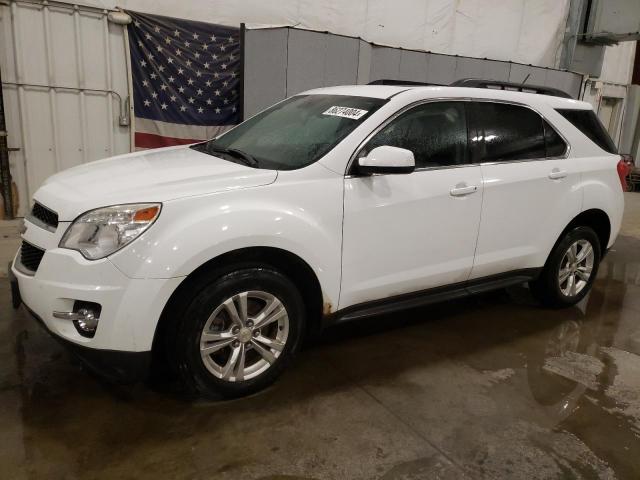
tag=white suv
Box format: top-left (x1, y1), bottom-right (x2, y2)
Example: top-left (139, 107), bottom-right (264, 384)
top-left (11, 83), bottom-right (625, 398)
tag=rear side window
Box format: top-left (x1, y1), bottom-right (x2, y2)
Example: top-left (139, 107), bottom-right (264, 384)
top-left (544, 121), bottom-right (568, 157)
top-left (472, 103), bottom-right (546, 162)
top-left (556, 109), bottom-right (617, 154)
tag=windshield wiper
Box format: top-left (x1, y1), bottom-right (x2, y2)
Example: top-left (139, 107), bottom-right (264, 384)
top-left (206, 144), bottom-right (259, 167)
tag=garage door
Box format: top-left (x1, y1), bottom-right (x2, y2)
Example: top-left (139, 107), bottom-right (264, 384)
top-left (0, 0), bottom-right (131, 216)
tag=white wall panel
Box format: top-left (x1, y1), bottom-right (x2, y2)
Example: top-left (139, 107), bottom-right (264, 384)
top-left (0, 1), bottom-right (130, 216)
top-left (105, 0), bottom-right (571, 67)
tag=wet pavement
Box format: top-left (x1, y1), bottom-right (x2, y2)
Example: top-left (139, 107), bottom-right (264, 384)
top-left (1, 195), bottom-right (640, 479)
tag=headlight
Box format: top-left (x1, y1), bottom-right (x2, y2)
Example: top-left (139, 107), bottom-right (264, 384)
top-left (60, 203), bottom-right (161, 260)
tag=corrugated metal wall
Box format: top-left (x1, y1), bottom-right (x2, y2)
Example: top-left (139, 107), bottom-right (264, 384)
top-left (243, 27), bottom-right (584, 118)
top-left (0, 0), bottom-right (131, 216)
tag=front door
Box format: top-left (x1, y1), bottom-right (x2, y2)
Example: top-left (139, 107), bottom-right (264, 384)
top-left (340, 101), bottom-right (484, 309)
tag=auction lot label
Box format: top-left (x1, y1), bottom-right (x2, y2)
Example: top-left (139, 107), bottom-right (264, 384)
top-left (322, 106), bottom-right (368, 120)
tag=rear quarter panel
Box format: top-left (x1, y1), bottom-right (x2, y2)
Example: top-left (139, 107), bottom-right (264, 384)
top-left (539, 105), bottom-right (624, 250)
top-left (579, 155), bottom-right (624, 248)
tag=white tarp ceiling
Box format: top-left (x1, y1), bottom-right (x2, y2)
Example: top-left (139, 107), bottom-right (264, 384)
top-left (89, 0), bottom-right (571, 68)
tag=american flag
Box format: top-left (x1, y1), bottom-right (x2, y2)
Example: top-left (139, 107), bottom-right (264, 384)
top-left (127, 11), bottom-right (241, 149)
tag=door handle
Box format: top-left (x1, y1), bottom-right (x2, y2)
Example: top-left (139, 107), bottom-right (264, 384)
top-left (450, 184), bottom-right (478, 197)
top-left (549, 169), bottom-right (568, 180)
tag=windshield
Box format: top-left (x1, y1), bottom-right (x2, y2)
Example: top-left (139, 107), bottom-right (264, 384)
top-left (192, 94), bottom-right (387, 170)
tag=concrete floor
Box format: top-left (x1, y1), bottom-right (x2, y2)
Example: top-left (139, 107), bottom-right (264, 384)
top-left (1, 194), bottom-right (640, 479)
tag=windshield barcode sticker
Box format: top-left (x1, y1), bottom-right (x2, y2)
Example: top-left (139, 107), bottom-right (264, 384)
top-left (322, 106), bottom-right (368, 120)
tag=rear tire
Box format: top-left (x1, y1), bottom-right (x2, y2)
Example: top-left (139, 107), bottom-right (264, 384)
top-left (530, 226), bottom-right (601, 308)
top-left (169, 267), bottom-right (305, 399)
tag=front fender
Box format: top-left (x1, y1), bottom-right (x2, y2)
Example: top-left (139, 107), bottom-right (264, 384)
top-left (109, 172), bottom-right (344, 309)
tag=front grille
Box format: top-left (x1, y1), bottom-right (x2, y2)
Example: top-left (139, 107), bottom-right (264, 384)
top-left (20, 241), bottom-right (45, 272)
top-left (31, 202), bottom-right (59, 230)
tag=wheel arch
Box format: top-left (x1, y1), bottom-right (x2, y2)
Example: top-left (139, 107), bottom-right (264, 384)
top-left (152, 246), bottom-right (325, 360)
top-left (552, 209), bottom-right (611, 260)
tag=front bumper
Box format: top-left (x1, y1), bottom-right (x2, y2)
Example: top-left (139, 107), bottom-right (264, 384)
top-left (24, 304), bottom-right (151, 383)
top-left (11, 245), bottom-right (183, 353)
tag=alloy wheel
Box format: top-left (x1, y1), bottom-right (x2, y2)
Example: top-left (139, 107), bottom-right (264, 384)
top-left (558, 239), bottom-right (594, 297)
top-left (199, 291), bottom-right (289, 382)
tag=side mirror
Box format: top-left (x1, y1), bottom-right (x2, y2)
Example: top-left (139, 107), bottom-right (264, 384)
top-left (357, 146), bottom-right (415, 175)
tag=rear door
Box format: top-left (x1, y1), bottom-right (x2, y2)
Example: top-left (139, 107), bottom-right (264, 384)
top-left (340, 101), bottom-right (483, 309)
top-left (469, 101), bottom-right (582, 279)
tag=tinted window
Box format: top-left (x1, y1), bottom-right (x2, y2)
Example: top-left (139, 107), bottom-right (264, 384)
top-left (556, 109), bottom-right (617, 154)
top-left (544, 121), bottom-right (568, 157)
top-left (361, 102), bottom-right (468, 168)
top-left (473, 103), bottom-right (546, 162)
top-left (195, 94), bottom-right (386, 170)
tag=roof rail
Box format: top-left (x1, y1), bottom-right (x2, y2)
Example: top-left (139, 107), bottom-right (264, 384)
top-left (449, 78), bottom-right (573, 99)
top-left (368, 79), bottom-right (440, 87)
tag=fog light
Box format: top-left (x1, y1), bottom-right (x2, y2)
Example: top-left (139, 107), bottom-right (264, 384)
top-left (53, 301), bottom-right (101, 338)
top-left (74, 309), bottom-right (99, 334)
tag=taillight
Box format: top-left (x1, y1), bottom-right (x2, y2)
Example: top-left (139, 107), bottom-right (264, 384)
top-left (617, 155), bottom-right (633, 191)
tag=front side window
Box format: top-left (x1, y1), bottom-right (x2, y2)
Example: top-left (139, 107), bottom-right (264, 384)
top-left (472, 102), bottom-right (546, 162)
top-left (193, 94), bottom-right (386, 170)
top-left (360, 101), bottom-right (468, 168)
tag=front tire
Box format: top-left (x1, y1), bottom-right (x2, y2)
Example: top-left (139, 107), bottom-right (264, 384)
top-left (171, 267), bottom-right (305, 399)
top-left (530, 226), bottom-right (601, 308)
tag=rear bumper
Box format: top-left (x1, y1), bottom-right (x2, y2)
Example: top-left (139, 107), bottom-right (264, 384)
top-left (24, 304), bottom-right (151, 384)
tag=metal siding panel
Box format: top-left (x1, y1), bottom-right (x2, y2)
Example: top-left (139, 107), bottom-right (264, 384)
top-left (1, 3), bottom-right (130, 214)
top-left (0, 4), bottom-right (17, 83)
top-left (399, 50), bottom-right (428, 82)
top-left (14, 3), bottom-right (48, 85)
top-left (243, 28), bottom-right (287, 118)
top-left (22, 89), bottom-right (57, 195)
top-left (108, 22), bottom-right (131, 153)
top-left (370, 46), bottom-right (401, 81)
top-left (79, 12), bottom-right (109, 90)
top-left (324, 35), bottom-right (359, 86)
top-left (1, 85), bottom-right (28, 216)
top-left (48, 7), bottom-right (80, 87)
top-left (55, 91), bottom-right (84, 170)
top-left (85, 93), bottom-right (112, 162)
top-left (286, 29), bottom-right (327, 96)
top-left (425, 53), bottom-right (456, 85)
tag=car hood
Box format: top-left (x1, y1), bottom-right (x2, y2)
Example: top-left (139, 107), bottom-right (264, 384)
top-left (33, 145), bottom-right (278, 220)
